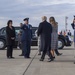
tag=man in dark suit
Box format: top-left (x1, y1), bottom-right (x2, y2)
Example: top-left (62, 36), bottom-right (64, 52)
top-left (37, 16), bottom-right (53, 61)
top-left (21, 18), bottom-right (32, 58)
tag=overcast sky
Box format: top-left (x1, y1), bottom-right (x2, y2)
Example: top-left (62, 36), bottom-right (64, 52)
top-left (0, 0), bottom-right (75, 33)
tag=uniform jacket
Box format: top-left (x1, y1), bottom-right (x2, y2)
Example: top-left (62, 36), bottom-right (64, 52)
top-left (21, 24), bottom-right (32, 41)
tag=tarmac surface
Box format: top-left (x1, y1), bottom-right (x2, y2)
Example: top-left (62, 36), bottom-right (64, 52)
top-left (0, 45), bottom-right (75, 75)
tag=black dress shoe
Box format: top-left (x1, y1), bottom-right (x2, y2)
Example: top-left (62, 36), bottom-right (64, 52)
top-left (27, 57), bottom-right (31, 59)
top-left (10, 57), bottom-right (15, 59)
top-left (48, 59), bottom-right (54, 62)
top-left (19, 54), bottom-right (24, 56)
top-left (39, 59), bottom-right (44, 61)
top-left (49, 56), bottom-right (55, 60)
top-left (38, 53), bottom-right (41, 55)
top-left (57, 53), bottom-right (62, 56)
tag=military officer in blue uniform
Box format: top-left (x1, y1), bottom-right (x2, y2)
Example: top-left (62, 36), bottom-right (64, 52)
top-left (21, 18), bottom-right (32, 58)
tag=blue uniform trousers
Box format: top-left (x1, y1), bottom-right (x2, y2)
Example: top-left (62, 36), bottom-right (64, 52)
top-left (22, 40), bottom-right (31, 58)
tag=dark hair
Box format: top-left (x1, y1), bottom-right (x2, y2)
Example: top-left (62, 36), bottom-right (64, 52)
top-left (49, 17), bottom-right (57, 26)
top-left (7, 20), bottom-right (12, 26)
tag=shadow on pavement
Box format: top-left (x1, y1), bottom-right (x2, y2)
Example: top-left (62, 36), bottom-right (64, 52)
top-left (54, 60), bottom-right (75, 63)
top-left (62, 48), bottom-right (75, 50)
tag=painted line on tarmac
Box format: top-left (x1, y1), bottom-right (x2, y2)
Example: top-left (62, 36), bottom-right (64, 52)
top-left (22, 51), bottom-right (38, 75)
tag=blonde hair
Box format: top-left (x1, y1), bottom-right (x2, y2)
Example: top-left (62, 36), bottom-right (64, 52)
top-left (42, 16), bottom-right (47, 21)
top-left (49, 17), bottom-right (57, 27)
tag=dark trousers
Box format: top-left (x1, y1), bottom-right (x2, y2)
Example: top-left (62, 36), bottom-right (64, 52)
top-left (7, 45), bottom-right (13, 58)
top-left (22, 40), bottom-right (31, 57)
top-left (41, 42), bottom-right (52, 59)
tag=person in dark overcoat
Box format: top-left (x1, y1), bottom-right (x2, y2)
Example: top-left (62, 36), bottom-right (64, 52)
top-left (6, 20), bottom-right (16, 59)
top-left (37, 16), bottom-right (53, 62)
top-left (67, 30), bottom-right (72, 36)
top-left (71, 17), bottom-right (75, 46)
top-left (21, 18), bottom-right (32, 58)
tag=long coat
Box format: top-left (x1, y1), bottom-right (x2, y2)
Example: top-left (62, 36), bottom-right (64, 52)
top-left (37, 21), bottom-right (52, 51)
top-left (6, 26), bottom-right (16, 46)
top-left (51, 25), bottom-right (58, 50)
